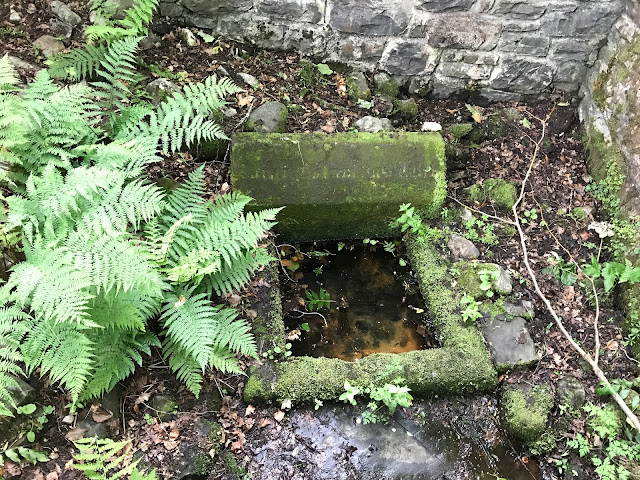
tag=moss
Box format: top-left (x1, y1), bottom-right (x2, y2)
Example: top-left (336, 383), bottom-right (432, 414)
top-left (192, 452), bottom-right (213, 476)
top-left (528, 430), bottom-right (557, 456)
top-left (207, 421), bottom-right (224, 445)
top-left (250, 253), bottom-right (285, 352)
top-left (345, 75), bottom-right (371, 101)
top-left (570, 207), bottom-right (587, 222)
top-left (502, 384), bottom-right (554, 442)
top-left (450, 123), bottom-right (473, 140)
top-left (455, 262), bottom-right (503, 299)
top-left (231, 132), bottom-right (446, 241)
top-left (244, 234), bottom-right (496, 404)
top-left (467, 178), bottom-right (517, 210)
top-left (218, 450), bottom-right (248, 479)
top-left (393, 99), bottom-right (419, 118)
top-left (377, 80), bottom-right (399, 98)
top-left (467, 115), bottom-right (508, 143)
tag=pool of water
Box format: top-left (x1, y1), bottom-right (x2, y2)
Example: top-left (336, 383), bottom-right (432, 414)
top-left (280, 242), bottom-right (437, 360)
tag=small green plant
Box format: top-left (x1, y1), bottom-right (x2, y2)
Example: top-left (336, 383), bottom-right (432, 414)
top-left (567, 433), bottom-right (591, 457)
top-left (369, 383), bottom-right (413, 415)
top-left (305, 289), bottom-right (332, 311)
top-left (314, 398), bottom-right (323, 410)
top-left (339, 382), bottom-right (361, 406)
top-left (543, 253), bottom-right (578, 286)
top-left (261, 342), bottom-right (292, 360)
top-left (144, 412), bottom-right (154, 425)
top-left (555, 458), bottom-right (571, 475)
top-left (478, 269), bottom-right (500, 298)
top-left (520, 208), bottom-right (538, 224)
top-left (460, 295), bottom-right (483, 323)
top-left (582, 257), bottom-right (640, 293)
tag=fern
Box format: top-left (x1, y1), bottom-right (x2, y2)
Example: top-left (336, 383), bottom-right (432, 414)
top-left (72, 437), bottom-right (157, 480)
top-left (0, 23), bottom-right (280, 409)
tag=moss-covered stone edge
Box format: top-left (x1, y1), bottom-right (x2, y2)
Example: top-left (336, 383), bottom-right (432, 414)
top-left (244, 233), bottom-right (497, 404)
top-left (501, 384), bottom-right (554, 443)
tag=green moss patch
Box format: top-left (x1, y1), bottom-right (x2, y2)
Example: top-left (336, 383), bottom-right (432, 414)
top-left (502, 384), bottom-right (553, 442)
top-left (467, 178), bottom-right (517, 210)
top-left (230, 132), bottom-right (446, 241)
top-left (245, 234), bottom-right (496, 404)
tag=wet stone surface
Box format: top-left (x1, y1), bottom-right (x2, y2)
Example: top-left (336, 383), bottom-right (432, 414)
top-left (280, 243), bottom-right (436, 360)
top-left (245, 396), bottom-right (542, 480)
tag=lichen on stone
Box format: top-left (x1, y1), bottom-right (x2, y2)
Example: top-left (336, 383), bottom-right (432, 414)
top-left (502, 384), bottom-right (554, 442)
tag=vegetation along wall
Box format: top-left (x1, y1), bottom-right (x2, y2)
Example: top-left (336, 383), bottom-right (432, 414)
top-left (158, 0), bottom-right (623, 102)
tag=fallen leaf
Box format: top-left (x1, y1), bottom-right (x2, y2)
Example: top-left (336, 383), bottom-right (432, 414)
top-left (65, 428), bottom-right (85, 441)
top-left (220, 182), bottom-right (230, 194)
top-left (174, 295), bottom-right (186, 307)
top-left (472, 111), bottom-right (482, 123)
top-left (91, 406), bottom-right (113, 423)
top-left (245, 309), bottom-right (258, 319)
top-left (258, 417), bottom-right (272, 429)
top-left (605, 340), bottom-right (619, 352)
top-left (45, 471), bottom-right (59, 480)
top-left (245, 405), bottom-right (256, 416)
top-left (274, 410), bottom-right (285, 422)
top-left (320, 125), bottom-right (334, 133)
top-left (164, 439), bottom-right (180, 451)
top-left (446, 108), bottom-right (458, 114)
top-left (237, 93), bottom-right (254, 107)
top-left (228, 294), bottom-right (242, 307)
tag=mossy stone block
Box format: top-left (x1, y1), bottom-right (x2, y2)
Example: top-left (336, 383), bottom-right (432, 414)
top-left (502, 384), bottom-right (553, 442)
top-left (394, 98), bottom-right (419, 118)
top-left (230, 132), bottom-right (446, 241)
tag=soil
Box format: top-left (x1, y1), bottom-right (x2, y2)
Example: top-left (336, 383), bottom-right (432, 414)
top-left (1, 3), bottom-right (638, 480)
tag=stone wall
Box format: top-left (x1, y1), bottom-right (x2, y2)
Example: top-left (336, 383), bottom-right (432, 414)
top-left (158, 0), bottom-right (623, 102)
top-left (579, 0), bottom-right (640, 215)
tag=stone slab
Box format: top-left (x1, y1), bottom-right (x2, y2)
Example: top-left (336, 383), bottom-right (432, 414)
top-left (230, 132), bottom-right (446, 241)
top-left (481, 316), bottom-right (539, 371)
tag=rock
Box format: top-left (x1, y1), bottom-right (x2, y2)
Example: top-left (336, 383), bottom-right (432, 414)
top-left (421, 121), bottom-right (442, 132)
top-left (556, 376), bottom-right (586, 409)
top-left (450, 123), bottom-right (473, 139)
top-left (98, 385), bottom-right (123, 417)
top-left (231, 131), bottom-right (446, 241)
top-left (217, 65), bottom-right (230, 77)
top-left (495, 267), bottom-right (513, 295)
top-left (503, 301), bottom-right (535, 319)
top-left (145, 78), bottom-right (180, 105)
top-left (139, 32), bottom-right (161, 50)
top-left (447, 234), bottom-right (479, 259)
top-left (373, 72), bottom-right (399, 98)
top-left (501, 384), bottom-right (553, 442)
top-left (237, 72), bottom-right (260, 90)
top-left (50, 1), bottom-right (81, 27)
top-left (346, 72), bottom-right (371, 102)
top-left (62, 415), bottom-right (75, 424)
top-left (394, 98), bottom-right (418, 118)
top-left (456, 263), bottom-right (512, 298)
top-left (9, 9), bottom-right (21, 22)
top-left (33, 35), bottom-right (65, 57)
top-left (221, 105), bottom-right (238, 118)
top-left (149, 394), bottom-right (178, 422)
top-left (74, 419), bottom-right (109, 439)
top-left (174, 443), bottom-right (212, 480)
top-left (461, 208), bottom-right (474, 222)
top-left (178, 27), bottom-right (198, 47)
top-left (408, 77), bottom-right (432, 97)
top-left (245, 101), bottom-right (288, 133)
top-left (50, 19), bottom-right (73, 39)
top-left (353, 116), bottom-right (393, 133)
top-left (481, 316), bottom-right (538, 371)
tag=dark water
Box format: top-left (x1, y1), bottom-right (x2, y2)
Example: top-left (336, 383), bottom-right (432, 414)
top-left (281, 243), bottom-right (437, 360)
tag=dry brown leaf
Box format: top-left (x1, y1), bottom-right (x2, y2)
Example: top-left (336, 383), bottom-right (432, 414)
top-left (274, 410), bottom-right (285, 422)
top-left (472, 111), bottom-right (482, 123)
top-left (245, 405), bottom-right (256, 416)
top-left (164, 439), bottom-right (180, 451)
top-left (237, 93), bottom-right (254, 107)
top-left (320, 125), bottom-right (334, 133)
top-left (65, 428), bottom-right (85, 441)
top-left (228, 294), bottom-right (242, 307)
top-left (606, 340), bottom-right (619, 352)
top-left (258, 417), bottom-right (272, 429)
top-left (245, 309), bottom-right (258, 320)
top-left (220, 182), bottom-right (231, 194)
top-left (45, 471), bottom-right (59, 480)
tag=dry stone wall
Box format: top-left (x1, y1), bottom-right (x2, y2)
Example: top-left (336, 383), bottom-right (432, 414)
top-left (158, 0), bottom-right (623, 102)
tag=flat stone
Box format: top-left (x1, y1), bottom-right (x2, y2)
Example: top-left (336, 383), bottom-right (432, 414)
top-left (237, 72), bottom-right (260, 90)
top-left (245, 101), bottom-right (288, 133)
top-left (74, 419), bottom-right (109, 439)
top-left (328, 0), bottom-right (412, 36)
top-left (9, 9), bottom-right (21, 22)
top-left (353, 116), bottom-right (393, 133)
top-left (448, 234), bottom-right (479, 259)
top-left (230, 132), bottom-right (446, 241)
top-left (50, 18), bottom-right (73, 38)
top-left (145, 78), bottom-right (180, 105)
top-left (481, 316), bottom-right (538, 371)
top-left (178, 27), bottom-right (198, 46)
top-left (503, 300), bottom-right (534, 319)
top-left (149, 394), bottom-right (178, 422)
top-left (50, 1), bottom-right (81, 26)
top-left (33, 35), bottom-right (65, 57)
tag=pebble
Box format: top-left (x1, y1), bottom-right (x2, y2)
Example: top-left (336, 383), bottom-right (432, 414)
top-left (9, 9), bottom-right (21, 22)
top-left (237, 72), bottom-right (260, 90)
top-left (421, 121), bottom-right (442, 132)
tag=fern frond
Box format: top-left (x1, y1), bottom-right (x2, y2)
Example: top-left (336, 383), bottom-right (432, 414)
top-left (161, 167), bottom-right (206, 222)
top-left (206, 247), bottom-right (275, 297)
top-left (118, 0), bottom-right (158, 36)
top-left (0, 303), bottom-right (28, 416)
top-left (21, 318), bottom-right (94, 401)
top-left (47, 43), bottom-right (109, 81)
top-left (76, 138), bottom-right (160, 177)
top-left (82, 328), bottom-right (159, 399)
top-left (0, 55), bottom-right (20, 89)
top-left (162, 339), bottom-right (203, 396)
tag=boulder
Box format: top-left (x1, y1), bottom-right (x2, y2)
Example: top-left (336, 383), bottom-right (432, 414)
top-left (50, 1), bottom-right (81, 27)
top-left (33, 35), bottom-right (65, 57)
top-left (502, 384), bottom-right (553, 442)
top-left (245, 101), bottom-right (288, 133)
top-left (447, 234), bottom-right (479, 259)
top-left (556, 375), bottom-right (586, 409)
